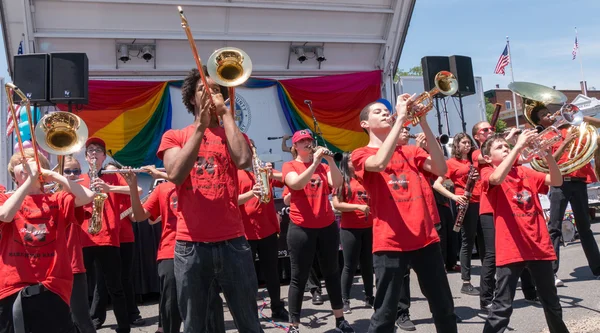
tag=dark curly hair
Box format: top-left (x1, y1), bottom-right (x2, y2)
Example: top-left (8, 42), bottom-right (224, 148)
top-left (181, 67), bottom-right (229, 115)
top-left (451, 132), bottom-right (476, 161)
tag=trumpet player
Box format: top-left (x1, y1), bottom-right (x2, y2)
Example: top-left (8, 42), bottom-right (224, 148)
top-left (479, 131), bottom-right (568, 333)
top-left (0, 149), bottom-right (94, 333)
top-left (282, 130), bottom-right (352, 333)
top-left (432, 133), bottom-right (483, 297)
top-left (531, 106), bottom-right (600, 283)
top-left (236, 140), bottom-right (289, 322)
top-left (352, 95), bottom-right (457, 333)
top-left (80, 137), bottom-right (141, 333)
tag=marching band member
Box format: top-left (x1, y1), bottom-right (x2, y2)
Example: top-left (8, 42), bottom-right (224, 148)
top-left (81, 137), bottom-right (141, 333)
top-left (480, 132), bottom-right (568, 333)
top-left (0, 149), bottom-right (94, 333)
top-left (432, 133), bottom-right (483, 296)
top-left (332, 152), bottom-right (374, 314)
top-left (530, 106), bottom-right (600, 283)
top-left (158, 68), bottom-right (261, 332)
top-left (237, 140), bottom-right (289, 322)
top-left (62, 156), bottom-right (97, 333)
top-left (352, 95), bottom-right (457, 333)
top-left (282, 130), bottom-right (353, 332)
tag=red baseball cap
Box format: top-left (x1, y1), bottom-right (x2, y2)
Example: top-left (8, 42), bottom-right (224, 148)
top-left (292, 130), bottom-right (313, 144)
top-left (85, 137), bottom-right (106, 150)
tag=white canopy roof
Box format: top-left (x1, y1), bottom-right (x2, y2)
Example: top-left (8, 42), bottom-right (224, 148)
top-left (1, 0), bottom-right (414, 84)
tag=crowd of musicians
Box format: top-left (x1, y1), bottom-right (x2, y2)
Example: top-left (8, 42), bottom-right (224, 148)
top-left (1, 67), bottom-right (600, 333)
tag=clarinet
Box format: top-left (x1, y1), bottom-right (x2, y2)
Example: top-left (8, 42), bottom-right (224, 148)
top-left (453, 165), bottom-right (477, 232)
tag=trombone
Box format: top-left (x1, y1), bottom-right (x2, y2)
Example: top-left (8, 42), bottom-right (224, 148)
top-left (178, 6), bottom-right (252, 117)
top-left (100, 167), bottom-right (166, 175)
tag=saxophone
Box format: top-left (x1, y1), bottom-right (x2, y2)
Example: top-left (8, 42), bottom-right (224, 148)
top-left (88, 157), bottom-right (108, 235)
top-left (251, 145), bottom-right (271, 203)
top-left (453, 165), bottom-right (477, 232)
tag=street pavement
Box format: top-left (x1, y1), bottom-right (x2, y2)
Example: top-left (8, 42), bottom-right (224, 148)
top-left (98, 222), bottom-right (600, 333)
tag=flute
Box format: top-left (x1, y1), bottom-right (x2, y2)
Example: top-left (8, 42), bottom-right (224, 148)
top-left (100, 168), bottom-right (166, 174)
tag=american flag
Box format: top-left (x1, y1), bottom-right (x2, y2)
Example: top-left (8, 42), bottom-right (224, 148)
top-left (572, 36), bottom-right (578, 60)
top-left (6, 104), bottom-right (21, 137)
top-left (494, 45), bottom-right (510, 75)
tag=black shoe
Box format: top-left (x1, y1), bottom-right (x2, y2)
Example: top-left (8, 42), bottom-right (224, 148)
top-left (312, 291), bottom-right (324, 305)
top-left (271, 307), bottom-right (289, 322)
top-left (524, 296), bottom-right (541, 305)
top-left (342, 300), bottom-right (352, 314)
top-left (335, 319), bottom-right (355, 333)
top-left (131, 315), bottom-right (145, 326)
top-left (364, 295), bottom-right (375, 308)
top-left (480, 302), bottom-right (492, 312)
top-left (288, 326), bottom-right (301, 333)
top-left (395, 312), bottom-right (416, 331)
top-left (455, 313), bottom-right (463, 323)
top-left (460, 282), bottom-right (480, 296)
top-left (92, 318), bottom-right (103, 330)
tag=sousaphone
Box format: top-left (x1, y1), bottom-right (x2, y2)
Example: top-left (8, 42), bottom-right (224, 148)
top-left (508, 82), bottom-right (597, 174)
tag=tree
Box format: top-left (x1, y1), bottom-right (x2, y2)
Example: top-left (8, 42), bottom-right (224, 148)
top-left (485, 98), bottom-right (507, 133)
top-left (394, 66), bottom-right (423, 82)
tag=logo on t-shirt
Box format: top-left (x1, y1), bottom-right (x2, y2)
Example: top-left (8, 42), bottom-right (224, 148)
top-left (195, 156), bottom-right (216, 175)
top-left (356, 190), bottom-right (369, 202)
top-left (513, 190), bottom-right (532, 205)
top-left (309, 177), bottom-right (322, 190)
top-left (225, 93), bottom-right (251, 133)
top-left (170, 195), bottom-right (178, 210)
top-left (388, 174), bottom-right (409, 190)
top-left (20, 223), bottom-right (49, 243)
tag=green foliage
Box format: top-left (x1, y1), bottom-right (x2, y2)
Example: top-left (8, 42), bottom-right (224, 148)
top-left (394, 66), bottom-right (423, 82)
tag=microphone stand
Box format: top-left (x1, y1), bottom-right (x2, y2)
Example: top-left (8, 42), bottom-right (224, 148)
top-left (304, 100), bottom-right (329, 149)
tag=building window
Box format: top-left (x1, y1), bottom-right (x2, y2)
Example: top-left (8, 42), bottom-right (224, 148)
top-left (505, 101), bottom-right (512, 110)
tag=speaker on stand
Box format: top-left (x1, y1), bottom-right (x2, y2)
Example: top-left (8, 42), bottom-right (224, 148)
top-left (449, 55), bottom-right (476, 133)
top-left (421, 56), bottom-right (450, 136)
top-left (49, 52), bottom-right (89, 113)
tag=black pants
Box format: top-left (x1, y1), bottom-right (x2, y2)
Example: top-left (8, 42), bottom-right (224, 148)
top-left (287, 221), bottom-right (343, 323)
top-left (340, 227), bottom-right (374, 301)
top-left (83, 246), bottom-right (130, 333)
top-left (305, 259), bottom-right (322, 294)
top-left (157, 259), bottom-right (182, 333)
top-left (91, 242), bottom-right (140, 324)
top-left (249, 233), bottom-right (284, 311)
top-left (480, 213), bottom-right (496, 304)
top-left (548, 181), bottom-right (600, 275)
top-left (438, 205), bottom-right (458, 269)
top-left (0, 288), bottom-right (75, 333)
top-left (483, 261), bottom-right (568, 333)
top-left (397, 271), bottom-right (411, 315)
top-left (368, 243), bottom-right (457, 333)
top-left (460, 203), bottom-right (484, 281)
top-left (70, 273), bottom-right (96, 333)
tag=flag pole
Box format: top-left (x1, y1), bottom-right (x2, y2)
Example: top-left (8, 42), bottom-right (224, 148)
top-left (506, 36), bottom-right (519, 127)
top-left (575, 27), bottom-right (587, 96)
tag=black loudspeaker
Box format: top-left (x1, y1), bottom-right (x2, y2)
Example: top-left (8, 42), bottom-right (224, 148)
top-left (50, 53), bottom-right (89, 104)
top-left (13, 54), bottom-right (50, 104)
top-left (421, 56), bottom-right (450, 97)
top-left (449, 55), bottom-right (475, 96)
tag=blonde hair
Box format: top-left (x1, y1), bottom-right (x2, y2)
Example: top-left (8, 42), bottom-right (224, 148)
top-left (63, 155), bottom-right (81, 169)
top-left (7, 148), bottom-right (50, 180)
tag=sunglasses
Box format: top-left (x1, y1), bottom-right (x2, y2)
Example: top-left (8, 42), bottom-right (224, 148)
top-left (63, 169), bottom-right (82, 176)
top-left (478, 127), bottom-right (495, 134)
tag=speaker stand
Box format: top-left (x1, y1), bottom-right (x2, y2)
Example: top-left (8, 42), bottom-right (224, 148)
top-left (435, 97), bottom-right (442, 136)
top-left (67, 101), bottom-right (73, 113)
top-left (458, 94), bottom-right (466, 133)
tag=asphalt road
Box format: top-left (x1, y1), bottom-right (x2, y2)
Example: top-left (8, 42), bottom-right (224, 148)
top-left (98, 222), bottom-right (600, 333)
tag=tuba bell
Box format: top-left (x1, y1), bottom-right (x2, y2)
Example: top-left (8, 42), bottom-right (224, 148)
top-left (508, 82), bottom-right (597, 174)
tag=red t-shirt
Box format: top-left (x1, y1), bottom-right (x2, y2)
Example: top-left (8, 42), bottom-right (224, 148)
top-left (157, 125), bottom-right (247, 242)
top-left (553, 127), bottom-right (597, 183)
top-left (237, 170), bottom-right (283, 240)
top-left (119, 196), bottom-right (135, 244)
top-left (66, 207), bottom-right (90, 274)
top-left (472, 150), bottom-right (493, 215)
top-left (420, 171), bottom-right (441, 225)
top-left (79, 173), bottom-right (129, 247)
top-left (282, 161), bottom-right (335, 228)
top-left (143, 182), bottom-right (178, 261)
top-left (334, 178), bottom-right (373, 229)
top-left (481, 165), bottom-right (556, 266)
top-left (446, 158), bottom-right (481, 203)
top-left (0, 191), bottom-right (75, 305)
top-left (352, 145), bottom-right (440, 252)
top-left (0, 184), bottom-right (5, 193)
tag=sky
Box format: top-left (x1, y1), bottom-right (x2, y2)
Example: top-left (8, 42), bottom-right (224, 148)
top-left (1, 0), bottom-right (599, 93)
top-left (397, 0), bottom-right (600, 92)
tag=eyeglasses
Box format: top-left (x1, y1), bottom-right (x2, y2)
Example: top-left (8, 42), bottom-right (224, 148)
top-left (63, 169), bottom-right (81, 176)
top-left (477, 127), bottom-right (495, 135)
top-left (87, 148), bottom-right (104, 154)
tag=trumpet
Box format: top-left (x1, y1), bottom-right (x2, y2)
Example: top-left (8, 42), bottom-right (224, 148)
top-left (501, 128), bottom-right (522, 137)
top-left (310, 145), bottom-right (343, 162)
top-left (100, 167), bottom-right (166, 174)
top-left (390, 71), bottom-right (459, 127)
top-left (521, 106), bottom-right (582, 160)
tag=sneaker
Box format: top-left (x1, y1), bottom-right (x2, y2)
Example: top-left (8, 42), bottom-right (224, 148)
top-left (480, 302), bottom-right (492, 312)
top-left (343, 300), bottom-right (352, 314)
top-left (312, 291), bottom-right (324, 305)
top-left (364, 295), bottom-right (375, 308)
top-left (335, 319), bottom-right (355, 333)
top-left (524, 296), bottom-right (541, 305)
top-left (460, 282), bottom-right (480, 296)
top-left (288, 325), bottom-right (301, 333)
top-left (92, 318), bottom-right (103, 330)
top-left (271, 307), bottom-right (289, 322)
top-left (131, 316), bottom-right (145, 326)
top-left (395, 312), bottom-right (416, 331)
top-left (554, 275), bottom-right (564, 287)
